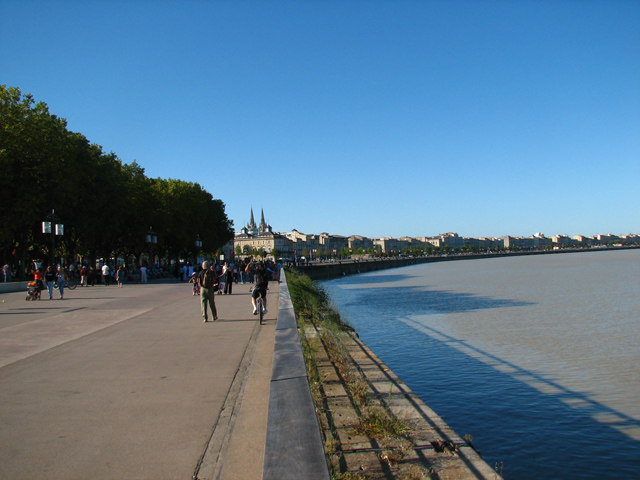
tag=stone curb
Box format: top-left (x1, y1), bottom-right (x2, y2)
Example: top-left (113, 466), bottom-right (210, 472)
top-left (262, 270), bottom-right (331, 480)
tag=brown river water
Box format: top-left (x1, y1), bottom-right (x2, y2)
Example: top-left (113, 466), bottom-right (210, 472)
top-left (322, 248), bottom-right (640, 479)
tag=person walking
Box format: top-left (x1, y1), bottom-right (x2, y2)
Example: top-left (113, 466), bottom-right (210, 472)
top-left (215, 262), bottom-right (223, 294)
top-left (197, 261), bottom-right (218, 322)
top-left (223, 261), bottom-right (233, 294)
top-left (239, 260), bottom-right (246, 284)
top-left (116, 265), bottom-right (125, 288)
top-left (44, 265), bottom-right (56, 300)
top-left (3, 263), bottom-right (11, 283)
top-left (80, 265), bottom-right (88, 286)
top-left (56, 267), bottom-right (66, 300)
top-left (102, 263), bottom-right (110, 286)
top-left (181, 264), bottom-right (187, 281)
top-left (140, 264), bottom-right (148, 284)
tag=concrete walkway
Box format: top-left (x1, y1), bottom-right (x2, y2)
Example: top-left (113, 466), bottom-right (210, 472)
top-left (0, 279), bottom-right (277, 480)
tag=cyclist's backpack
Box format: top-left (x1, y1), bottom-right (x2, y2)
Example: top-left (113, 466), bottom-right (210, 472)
top-left (255, 269), bottom-right (269, 287)
top-left (202, 270), bottom-right (216, 288)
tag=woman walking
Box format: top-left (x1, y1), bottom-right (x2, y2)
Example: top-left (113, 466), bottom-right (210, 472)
top-left (44, 266), bottom-right (56, 299)
top-left (223, 261), bottom-right (233, 294)
top-left (56, 267), bottom-right (66, 300)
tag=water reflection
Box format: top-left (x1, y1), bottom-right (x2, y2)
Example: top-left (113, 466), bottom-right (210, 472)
top-left (373, 317), bottom-right (640, 479)
top-left (337, 273), bottom-right (418, 286)
top-left (341, 285), bottom-right (535, 315)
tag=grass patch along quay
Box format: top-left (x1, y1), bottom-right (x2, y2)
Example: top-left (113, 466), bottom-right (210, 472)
top-left (285, 269), bottom-right (503, 480)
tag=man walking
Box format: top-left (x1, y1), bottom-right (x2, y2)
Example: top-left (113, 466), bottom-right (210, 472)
top-left (198, 261), bottom-right (218, 322)
top-left (102, 263), bottom-right (110, 286)
top-left (3, 263), bottom-right (11, 283)
top-left (140, 264), bottom-right (148, 284)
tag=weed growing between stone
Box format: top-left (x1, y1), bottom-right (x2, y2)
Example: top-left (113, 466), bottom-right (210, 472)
top-left (354, 407), bottom-right (410, 439)
top-left (285, 269), bottom-right (501, 480)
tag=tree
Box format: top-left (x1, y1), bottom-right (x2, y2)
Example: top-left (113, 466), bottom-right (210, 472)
top-left (0, 85), bottom-right (72, 264)
top-left (0, 86), bottom-right (234, 272)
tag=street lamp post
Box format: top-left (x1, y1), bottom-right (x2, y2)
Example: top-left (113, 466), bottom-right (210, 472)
top-left (42, 209), bottom-right (63, 268)
top-left (145, 227), bottom-right (157, 267)
top-left (195, 234), bottom-right (202, 263)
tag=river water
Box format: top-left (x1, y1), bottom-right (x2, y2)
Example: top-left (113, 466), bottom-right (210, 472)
top-left (322, 249), bottom-right (640, 479)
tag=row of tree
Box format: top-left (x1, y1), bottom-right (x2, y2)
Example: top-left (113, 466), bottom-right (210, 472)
top-left (0, 85), bottom-right (234, 274)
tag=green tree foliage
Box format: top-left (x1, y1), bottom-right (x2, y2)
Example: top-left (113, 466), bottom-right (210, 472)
top-left (0, 85), bottom-right (233, 267)
top-left (0, 86), bottom-right (70, 258)
top-left (149, 178), bottom-right (233, 261)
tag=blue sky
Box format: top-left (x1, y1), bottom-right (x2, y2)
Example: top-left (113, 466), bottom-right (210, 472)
top-left (2, 0), bottom-right (639, 239)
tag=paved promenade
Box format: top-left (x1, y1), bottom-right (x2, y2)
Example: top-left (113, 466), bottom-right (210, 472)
top-left (0, 279), bottom-right (277, 480)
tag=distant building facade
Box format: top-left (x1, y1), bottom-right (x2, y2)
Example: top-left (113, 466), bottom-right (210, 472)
top-left (232, 208), bottom-right (639, 259)
top-left (233, 208), bottom-right (292, 258)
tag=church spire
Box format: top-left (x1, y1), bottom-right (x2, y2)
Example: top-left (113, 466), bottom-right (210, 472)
top-left (259, 208), bottom-right (267, 231)
top-left (248, 207), bottom-right (256, 229)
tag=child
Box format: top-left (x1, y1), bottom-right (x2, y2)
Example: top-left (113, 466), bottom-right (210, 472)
top-left (188, 272), bottom-right (200, 295)
top-left (116, 265), bottom-right (125, 288)
top-left (33, 267), bottom-right (44, 300)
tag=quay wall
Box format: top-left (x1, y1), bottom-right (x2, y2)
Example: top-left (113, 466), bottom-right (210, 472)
top-left (267, 269), bottom-right (501, 479)
top-left (293, 246), bottom-right (638, 281)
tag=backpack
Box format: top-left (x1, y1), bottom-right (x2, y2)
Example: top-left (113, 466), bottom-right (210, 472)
top-left (255, 269), bottom-right (269, 288)
top-left (202, 270), bottom-right (216, 288)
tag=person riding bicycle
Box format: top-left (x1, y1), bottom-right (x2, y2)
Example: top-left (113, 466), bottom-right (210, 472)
top-left (245, 261), bottom-right (272, 315)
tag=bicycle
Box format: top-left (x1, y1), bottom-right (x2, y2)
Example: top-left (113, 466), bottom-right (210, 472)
top-left (256, 295), bottom-right (265, 325)
top-left (66, 277), bottom-right (78, 290)
top-left (250, 285), bottom-right (267, 325)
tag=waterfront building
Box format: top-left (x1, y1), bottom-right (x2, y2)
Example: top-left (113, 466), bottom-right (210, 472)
top-left (502, 235), bottom-right (534, 249)
top-left (531, 233), bottom-right (552, 248)
top-left (462, 236), bottom-right (505, 249)
top-left (374, 237), bottom-right (400, 253)
top-left (373, 236), bottom-right (423, 253)
top-left (347, 235), bottom-right (374, 251)
top-left (550, 234), bottom-right (573, 246)
top-left (234, 208), bottom-right (293, 259)
top-left (425, 232), bottom-right (465, 249)
top-left (399, 236), bottom-right (428, 251)
top-left (282, 230), bottom-right (350, 259)
top-left (621, 234), bottom-right (640, 243)
top-left (573, 235), bottom-right (595, 245)
top-left (285, 229), bottom-right (320, 258)
top-left (318, 232), bottom-right (349, 256)
top-left (596, 233), bottom-right (621, 243)
top-left (234, 209), bottom-right (638, 259)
